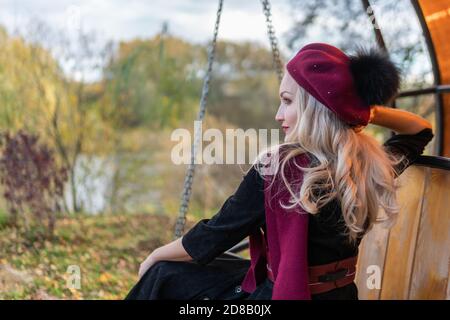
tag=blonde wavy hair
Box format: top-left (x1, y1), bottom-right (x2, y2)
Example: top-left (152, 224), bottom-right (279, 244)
top-left (252, 85), bottom-right (406, 245)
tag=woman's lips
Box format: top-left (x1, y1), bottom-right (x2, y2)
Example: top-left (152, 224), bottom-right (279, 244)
top-left (282, 127), bottom-right (289, 133)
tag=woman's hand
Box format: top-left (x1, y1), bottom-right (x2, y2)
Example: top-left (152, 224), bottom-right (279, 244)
top-left (351, 106), bottom-right (376, 133)
top-left (137, 237), bottom-right (193, 279)
top-left (138, 251), bottom-right (158, 279)
top-left (368, 105), bottom-right (377, 124)
top-left (352, 105), bottom-right (377, 133)
top-left (352, 125), bottom-right (365, 133)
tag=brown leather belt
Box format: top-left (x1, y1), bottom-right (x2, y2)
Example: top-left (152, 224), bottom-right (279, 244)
top-left (306, 255), bottom-right (357, 294)
top-left (261, 228), bottom-right (357, 295)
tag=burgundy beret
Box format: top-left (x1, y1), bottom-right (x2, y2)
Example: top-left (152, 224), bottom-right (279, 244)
top-left (286, 43), bottom-right (370, 126)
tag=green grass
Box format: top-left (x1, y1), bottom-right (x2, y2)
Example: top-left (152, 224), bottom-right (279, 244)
top-left (0, 208), bottom-right (9, 229)
top-left (0, 212), bottom-right (197, 299)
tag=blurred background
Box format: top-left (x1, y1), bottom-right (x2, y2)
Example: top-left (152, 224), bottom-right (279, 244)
top-left (0, 0), bottom-right (438, 299)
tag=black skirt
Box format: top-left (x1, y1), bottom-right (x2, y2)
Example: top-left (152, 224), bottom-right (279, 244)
top-left (124, 252), bottom-right (358, 300)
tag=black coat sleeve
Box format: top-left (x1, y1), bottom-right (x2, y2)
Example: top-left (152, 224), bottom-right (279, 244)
top-left (383, 127), bottom-right (434, 177)
top-left (181, 165), bottom-right (266, 265)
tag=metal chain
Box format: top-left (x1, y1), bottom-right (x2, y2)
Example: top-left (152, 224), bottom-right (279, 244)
top-left (174, 0), bottom-right (283, 239)
top-left (260, 0), bottom-right (284, 84)
top-left (174, 0), bottom-right (223, 239)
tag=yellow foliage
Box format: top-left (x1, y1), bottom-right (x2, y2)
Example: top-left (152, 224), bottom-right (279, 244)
top-left (0, 29), bottom-right (116, 160)
top-left (98, 272), bottom-right (113, 284)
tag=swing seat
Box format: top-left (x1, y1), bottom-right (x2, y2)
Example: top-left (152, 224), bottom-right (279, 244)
top-left (355, 156), bottom-right (450, 299)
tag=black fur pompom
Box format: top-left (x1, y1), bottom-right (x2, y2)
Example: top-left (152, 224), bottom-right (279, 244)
top-left (349, 47), bottom-right (401, 106)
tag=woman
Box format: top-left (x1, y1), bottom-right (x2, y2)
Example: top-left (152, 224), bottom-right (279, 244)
top-left (125, 43), bottom-right (434, 300)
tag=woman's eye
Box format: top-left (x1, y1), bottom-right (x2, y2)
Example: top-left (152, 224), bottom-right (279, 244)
top-left (283, 98), bottom-right (291, 104)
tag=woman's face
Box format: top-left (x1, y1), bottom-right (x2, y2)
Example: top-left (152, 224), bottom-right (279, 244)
top-left (275, 71), bottom-right (298, 137)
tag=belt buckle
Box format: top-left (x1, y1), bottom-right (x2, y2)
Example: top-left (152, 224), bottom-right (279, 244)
top-left (317, 268), bottom-right (348, 282)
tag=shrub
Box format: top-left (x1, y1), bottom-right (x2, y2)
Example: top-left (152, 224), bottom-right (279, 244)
top-left (0, 130), bottom-right (68, 239)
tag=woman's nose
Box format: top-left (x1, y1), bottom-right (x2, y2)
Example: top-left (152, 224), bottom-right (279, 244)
top-left (275, 104), bottom-right (284, 122)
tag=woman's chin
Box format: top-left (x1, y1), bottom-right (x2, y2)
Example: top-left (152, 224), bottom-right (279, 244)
top-left (283, 131), bottom-right (298, 143)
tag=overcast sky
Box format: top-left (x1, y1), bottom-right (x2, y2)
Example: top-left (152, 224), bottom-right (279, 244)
top-left (0, 0), bottom-right (296, 54)
top-left (0, 0), bottom-right (432, 84)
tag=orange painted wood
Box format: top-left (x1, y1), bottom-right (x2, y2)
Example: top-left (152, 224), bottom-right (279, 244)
top-left (418, 0), bottom-right (450, 156)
